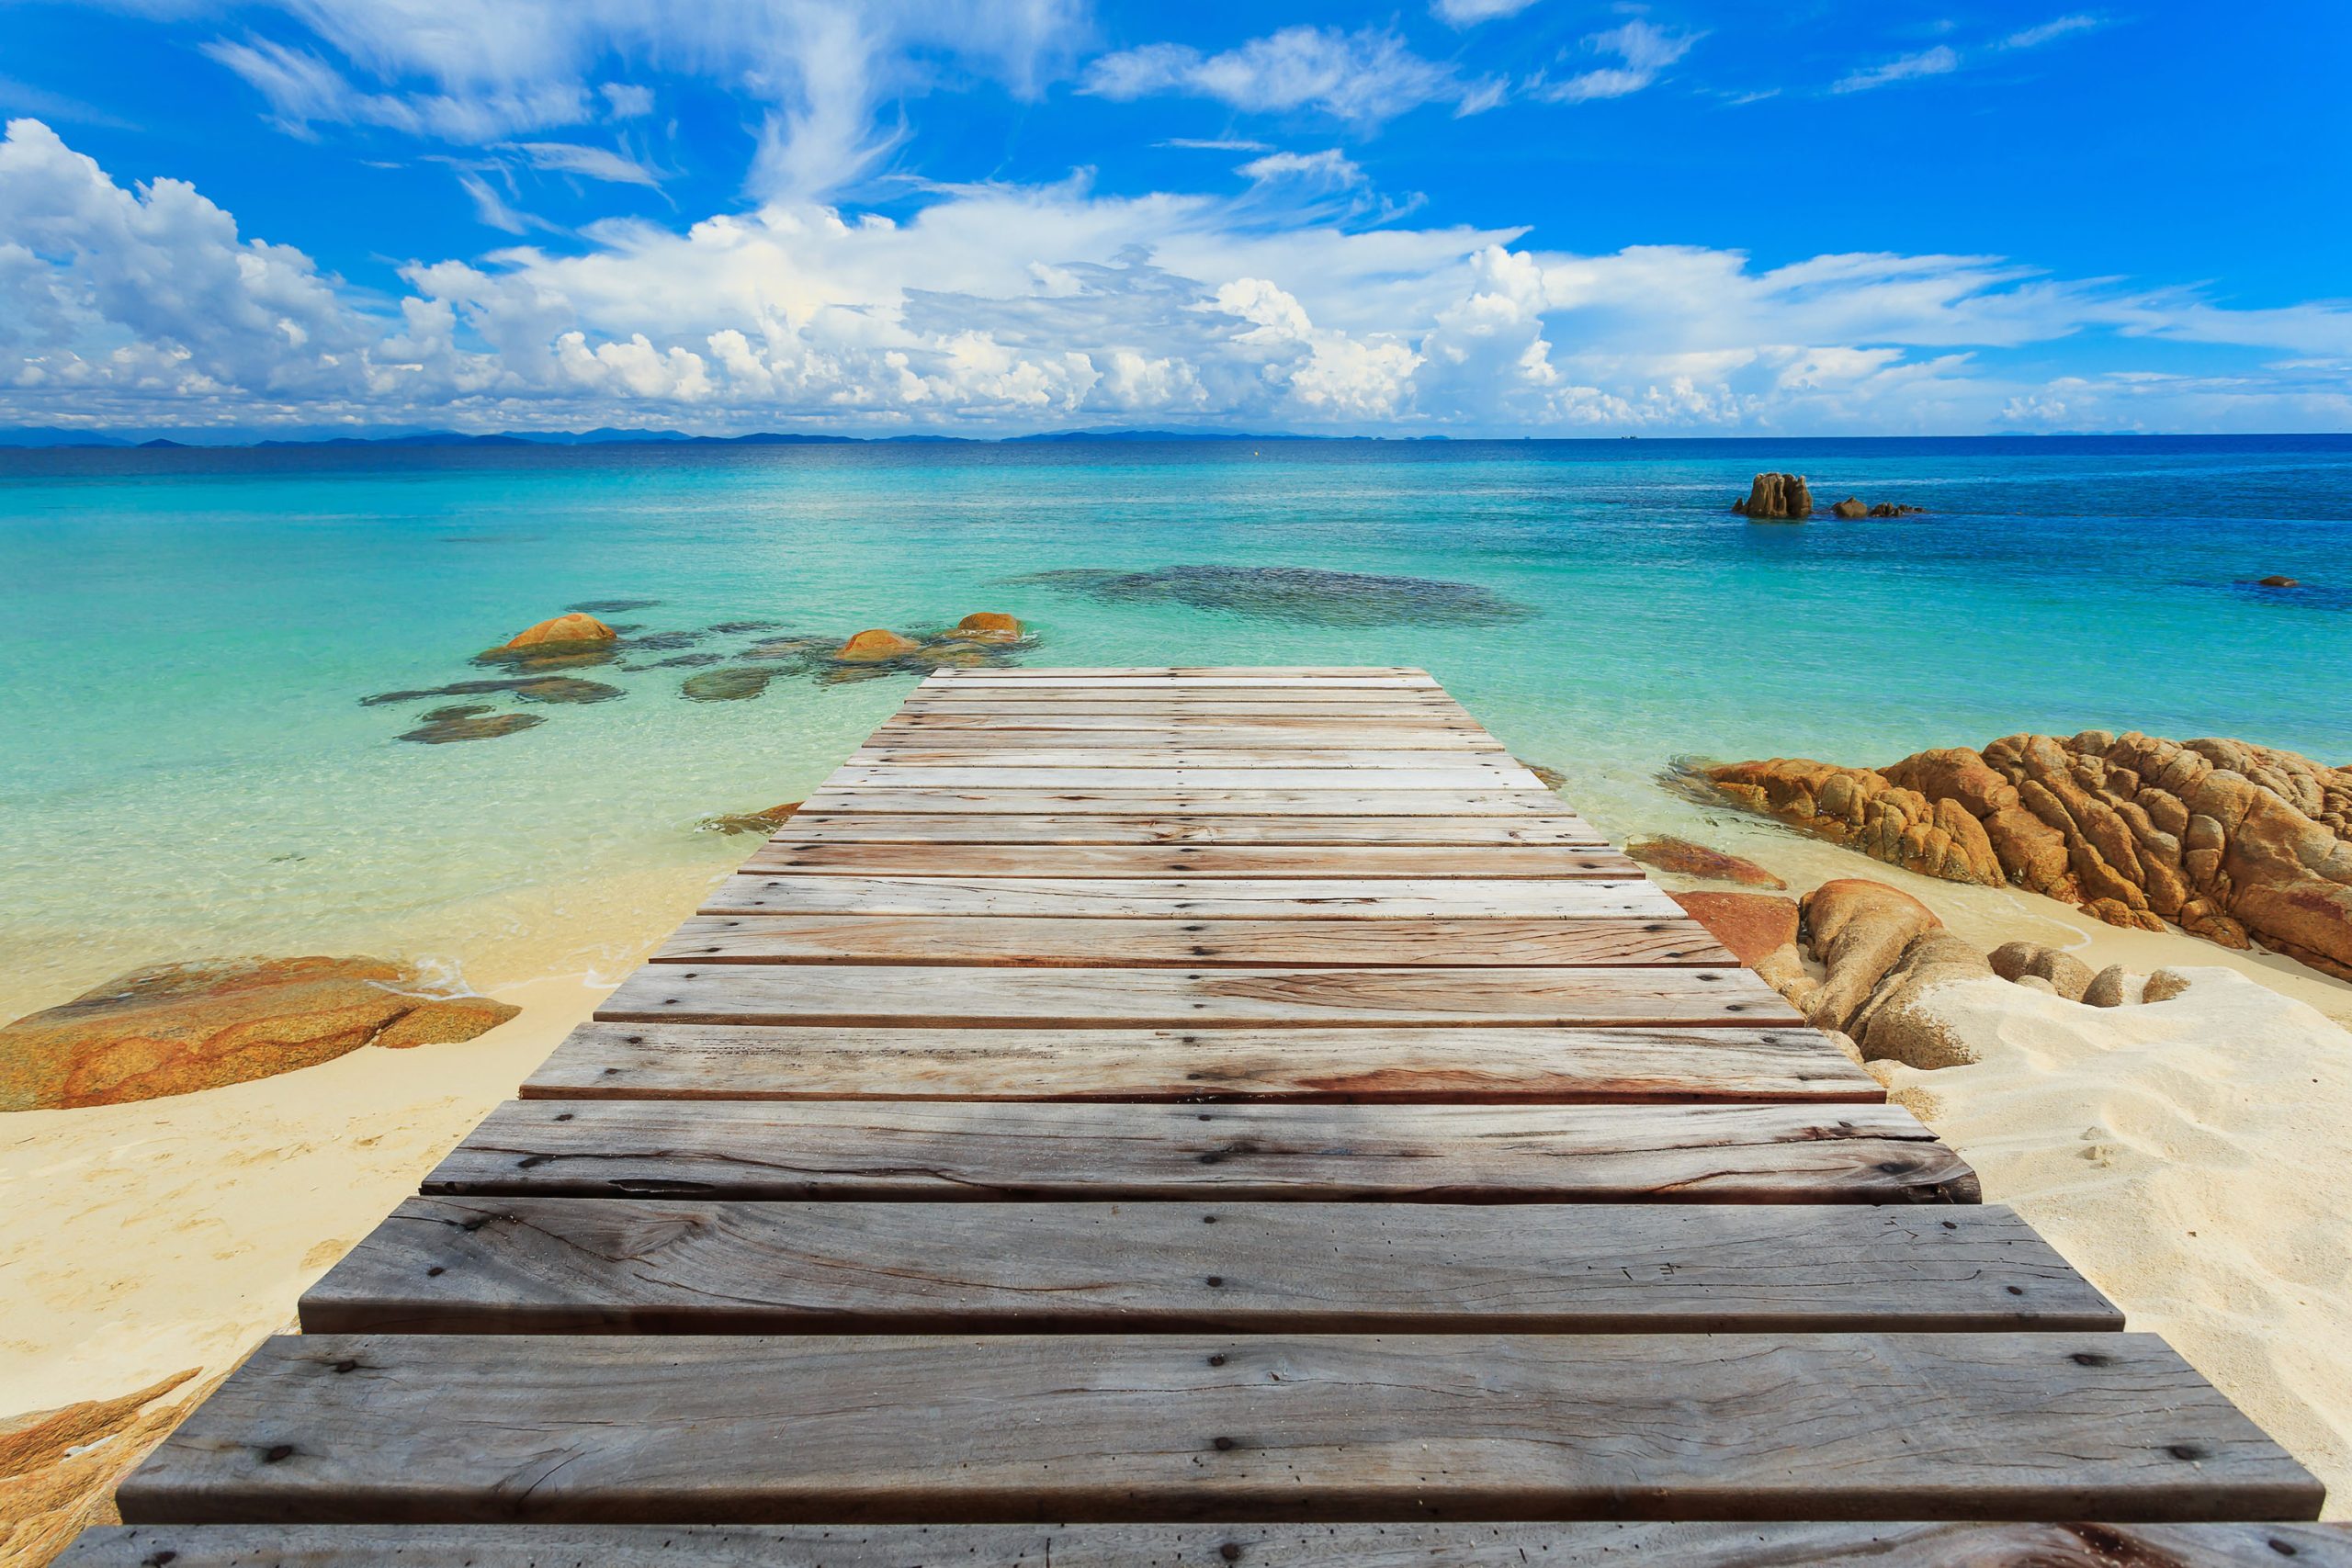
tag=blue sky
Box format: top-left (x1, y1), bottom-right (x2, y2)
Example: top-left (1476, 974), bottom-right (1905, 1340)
top-left (2, 0), bottom-right (2347, 435)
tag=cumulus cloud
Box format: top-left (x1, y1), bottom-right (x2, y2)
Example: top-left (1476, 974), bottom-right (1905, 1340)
top-left (7, 118), bottom-right (2352, 437)
top-left (1529, 20), bottom-right (1702, 104)
top-left (1081, 27), bottom-right (1471, 126)
top-left (1833, 44), bottom-right (1962, 94)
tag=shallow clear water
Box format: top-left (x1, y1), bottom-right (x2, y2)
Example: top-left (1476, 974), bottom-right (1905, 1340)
top-left (5, 435), bottom-right (2349, 1008)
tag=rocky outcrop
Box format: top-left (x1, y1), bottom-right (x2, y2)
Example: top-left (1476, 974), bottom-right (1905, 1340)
top-left (1733, 473), bottom-right (1812, 520)
top-left (1627, 836), bottom-right (1785, 887)
top-left (836, 628), bottom-right (922, 661)
top-left (2, 1371), bottom-right (201, 1567)
top-left (954, 612), bottom-right (1023, 642)
top-left (1798, 878), bottom-right (1943, 1031)
top-left (1832, 497), bottom-right (1866, 519)
top-left (2257, 575), bottom-right (2300, 588)
top-left (1867, 502), bottom-right (1927, 518)
top-left (0, 957), bottom-right (520, 1110)
top-left (499, 612), bottom-right (615, 649)
top-left (1702, 730), bottom-right (2352, 978)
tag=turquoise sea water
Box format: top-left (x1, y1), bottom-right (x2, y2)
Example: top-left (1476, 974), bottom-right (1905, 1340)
top-left (5, 436), bottom-right (2349, 1008)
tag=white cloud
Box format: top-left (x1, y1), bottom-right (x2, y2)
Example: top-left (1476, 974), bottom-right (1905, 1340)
top-left (1431, 0), bottom-right (1542, 26)
top-left (2004, 14), bottom-right (2104, 50)
top-left (1161, 137), bottom-right (1274, 152)
top-left (1529, 20), bottom-right (1702, 104)
top-left (502, 141), bottom-right (663, 187)
top-left (1081, 27), bottom-right (1464, 126)
top-left (1833, 44), bottom-right (1962, 94)
top-left (599, 83), bottom-right (654, 118)
top-left (1235, 149), bottom-right (1364, 190)
top-left (455, 170), bottom-right (532, 233)
top-left (8, 118), bottom-right (2352, 437)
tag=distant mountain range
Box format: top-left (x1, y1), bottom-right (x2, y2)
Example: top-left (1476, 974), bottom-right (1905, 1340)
top-left (0, 424), bottom-right (1370, 450)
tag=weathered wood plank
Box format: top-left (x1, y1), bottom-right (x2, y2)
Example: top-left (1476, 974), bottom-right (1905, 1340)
top-left (520, 1022), bottom-right (1882, 1104)
top-left (595, 964), bottom-right (1796, 1030)
top-left (300, 1200), bottom-right (2119, 1336)
top-left (918, 674), bottom-right (1442, 688)
top-left (425, 1100), bottom-right (1978, 1202)
top-left (703, 874), bottom-right (1681, 919)
top-left (737, 842), bottom-right (1642, 878)
top-left (775, 813), bottom-right (1608, 845)
top-left (933, 667), bottom-right (1431, 676)
top-left (866, 728), bottom-right (1510, 750)
top-left (896, 699), bottom-right (1475, 716)
top-left (850, 750), bottom-right (1532, 771)
top-left (818, 767), bottom-right (1549, 790)
top-left (652, 914), bottom-right (1728, 966)
top-left (59, 1521), bottom-right (2352, 1568)
top-left (796, 789), bottom-right (1570, 817)
top-left (878, 714), bottom-right (1495, 734)
top-left (115, 1332), bottom-right (2318, 1524)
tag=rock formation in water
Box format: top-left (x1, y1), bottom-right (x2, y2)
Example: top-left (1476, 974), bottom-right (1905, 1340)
top-left (1832, 497), bottom-right (1866, 519)
top-left (1700, 730), bottom-right (2352, 978)
top-left (1732, 473), bottom-right (1812, 520)
top-left (1868, 502), bottom-right (1927, 517)
top-left (1625, 835), bottom-right (1786, 888)
top-left (836, 628), bottom-right (922, 661)
top-left (398, 711), bottom-right (545, 743)
top-left (701, 801), bottom-right (802, 836)
top-left (953, 612), bottom-right (1023, 642)
top-left (2257, 575), bottom-right (2301, 588)
top-left (500, 612), bottom-right (616, 649)
top-left (0, 957), bottom-right (520, 1110)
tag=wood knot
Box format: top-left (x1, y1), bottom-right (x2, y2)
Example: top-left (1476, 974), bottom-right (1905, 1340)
top-left (262, 1444), bottom-right (294, 1463)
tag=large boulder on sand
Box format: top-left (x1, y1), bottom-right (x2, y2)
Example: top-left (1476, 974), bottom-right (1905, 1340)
top-left (0, 957), bottom-right (519, 1111)
top-left (1626, 836), bottom-right (1786, 887)
top-left (835, 628), bottom-right (922, 661)
top-left (1799, 878), bottom-right (1942, 1031)
top-left (1849, 931), bottom-right (1996, 1069)
top-left (1988, 940), bottom-right (2097, 1003)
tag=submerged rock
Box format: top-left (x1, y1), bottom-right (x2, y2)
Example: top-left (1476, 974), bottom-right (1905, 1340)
top-left (1868, 502), bottom-right (1928, 517)
top-left (682, 665), bottom-right (784, 702)
top-left (628, 652), bottom-right (727, 670)
top-left (835, 628), bottom-right (923, 661)
top-left (1626, 835), bottom-right (1786, 887)
top-left (0, 956), bottom-right (519, 1110)
top-left (566, 598), bottom-right (659, 615)
top-left (1004, 564), bottom-right (1535, 626)
top-left (365, 676), bottom-right (621, 707)
top-left (1699, 729), bottom-right (2352, 977)
top-left (709, 619), bottom-right (783, 634)
top-left (700, 800), bottom-right (802, 836)
top-left (420, 704), bottom-right (493, 721)
top-left (1736, 473), bottom-right (1812, 520)
top-left (1519, 760), bottom-right (1568, 791)
top-left (2257, 575), bottom-right (2301, 588)
top-left (398, 712), bottom-right (546, 743)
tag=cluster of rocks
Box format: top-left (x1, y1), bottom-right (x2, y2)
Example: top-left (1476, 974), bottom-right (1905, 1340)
top-left (1699, 729), bottom-right (2352, 979)
top-left (366, 607), bottom-right (1036, 739)
top-left (1730, 474), bottom-right (1926, 521)
top-left (1677, 879), bottom-right (2216, 1073)
top-left (0, 956), bottom-right (519, 1111)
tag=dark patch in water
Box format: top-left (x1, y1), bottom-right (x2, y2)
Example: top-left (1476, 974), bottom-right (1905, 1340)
top-left (364, 676), bottom-right (623, 706)
top-left (422, 704), bottom-right (495, 721)
top-left (568, 598), bottom-right (661, 614)
top-left (469, 644), bottom-right (617, 673)
top-left (399, 712), bottom-right (547, 744)
top-left (743, 634), bottom-right (838, 660)
top-left (710, 619), bottom-right (784, 634)
top-left (627, 652), bottom-right (728, 671)
top-left (617, 630), bottom-right (707, 651)
top-left (682, 665), bottom-right (786, 702)
top-left (1003, 565), bottom-right (1535, 626)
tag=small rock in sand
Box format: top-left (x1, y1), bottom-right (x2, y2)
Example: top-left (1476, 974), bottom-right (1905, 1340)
top-left (1628, 836), bottom-right (1786, 888)
top-left (2082, 964), bottom-right (2147, 1008)
top-left (0, 957), bottom-right (519, 1110)
top-left (1988, 939), bottom-right (2097, 1003)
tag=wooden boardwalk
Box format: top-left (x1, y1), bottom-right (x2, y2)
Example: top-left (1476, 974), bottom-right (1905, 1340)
top-left (68, 667), bottom-right (2342, 1566)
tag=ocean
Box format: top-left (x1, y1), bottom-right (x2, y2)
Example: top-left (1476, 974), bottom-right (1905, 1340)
top-left (5, 434), bottom-right (2349, 1014)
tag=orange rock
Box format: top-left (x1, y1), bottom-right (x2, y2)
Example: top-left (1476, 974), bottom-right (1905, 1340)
top-left (701, 801), bottom-right (802, 836)
top-left (500, 612), bottom-right (615, 649)
top-left (836, 628), bottom-right (922, 661)
top-left (1669, 891), bottom-right (1798, 966)
top-left (1800, 878), bottom-right (1943, 1031)
top-left (0, 957), bottom-right (521, 1111)
top-left (955, 611), bottom-right (1023, 642)
top-left (1628, 836), bottom-right (1786, 888)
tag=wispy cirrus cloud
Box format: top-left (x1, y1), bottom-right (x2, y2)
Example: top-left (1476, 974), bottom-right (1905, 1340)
top-left (1430, 0), bottom-right (1543, 26)
top-left (1237, 148), bottom-right (1365, 189)
top-left (1081, 26), bottom-right (1491, 127)
top-left (1529, 20), bottom-right (1702, 104)
top-left (2004, 14), bottom-right (2105, 50)
top-left (501, 141), bottom-right (664, 188)
top-left (1832, 44), bottom-right (1961, 94)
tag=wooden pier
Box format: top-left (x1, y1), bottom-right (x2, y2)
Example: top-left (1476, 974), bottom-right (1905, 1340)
top-left (67, 667), bottom-right (2342, 1565)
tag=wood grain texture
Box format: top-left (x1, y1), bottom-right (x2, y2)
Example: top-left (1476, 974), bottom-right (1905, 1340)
top-left (895, 700), bottom-right (1476, 717)
top-left (817, 767), bottom-right (1551, 791)
top-left (737, 843), bottom-right (1642, 878)
top-left (702, 874), bottom-right (1682, 919)
top-left (651, 913), bottom-right (1729, 966)
top-left (918, 674), bottom-right (1442, 688)
top-left (424, 1100), bottom-right (1979, 1202)
top-left (519, 1022), bottom-right (1883, 1104)
top-left (59, 1522), bottom-right (2352, 1568)
top-left (116, 1332), bottom-right (2318, 1524)
top-left (300, 1199), bottom-right (2119, 1336)
top-left (850, 749), bottom-right (1529, 770)
top-left (797, 789), bottom-right (1571, 817)
top-left (594, 964), bottom-right (1798, 1029)
top-left (775, 813), bottom-right (1607, 844)
top-left (876, 715), bottom-right (1496, 737)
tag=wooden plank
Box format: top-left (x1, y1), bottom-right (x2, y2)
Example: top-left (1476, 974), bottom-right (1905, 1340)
top-left (520, 1021), bottom-right (1883, 1104)
top-left (817, 768), bottom-right (1549, 790)
top-left (897, 699), bottom-right (1476, 716)
top-left (775, 813), bottom-right (1608, 845)
top-left (878, 713), bottom-right (1494, 732)
top-left (299, 1200), bottom-right (2120, 1336)
top-left (594, 964), bottom-right (1796, 1030)
top-left (849, 750), bottom-right (1531, 770)
top-left (917, 674), bottom-right (1442, 688)
top-left (115, 1331), bottom-right (2319, 1524)
top-left (737, 843), bottom-right (1642, 879)
top-left (702, 874), bottom-right (1682, 919)
top-left (652, 914), bottom-right (1729, 966)
top-left (58, 1522), bottom-right (2352, 1568)
top-left (796, 789), bottom-right (1570, 817)
top-left (866, 728), bottom-right (1509, 750)
top-left (424, 1100), bottom-right (1979, 1202)
top-left (934, 667), bottom-right (1431, 677)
